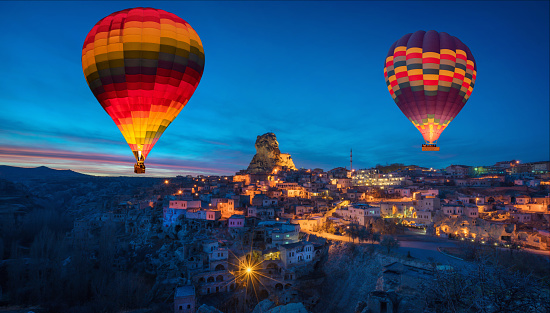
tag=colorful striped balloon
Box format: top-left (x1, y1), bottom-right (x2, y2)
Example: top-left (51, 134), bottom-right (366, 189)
top-left (82, 7), bottom-right (205, 172)
top-left (384, 30), bottom-right (476, 149)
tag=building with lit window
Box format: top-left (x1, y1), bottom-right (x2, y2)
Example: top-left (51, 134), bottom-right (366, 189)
top-left (352, 169), bottom-right (405, 187)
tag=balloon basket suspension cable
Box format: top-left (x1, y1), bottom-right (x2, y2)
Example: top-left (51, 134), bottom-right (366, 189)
top-left (422, 140), bottom-right (439, 151)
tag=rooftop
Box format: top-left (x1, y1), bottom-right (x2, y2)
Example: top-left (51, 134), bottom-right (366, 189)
top-left (262, 247), bottom-right (279, 254)
top-left (280, 241), bottom-right (311, 249)
top-left (175, 285), bottom-right (195, 298)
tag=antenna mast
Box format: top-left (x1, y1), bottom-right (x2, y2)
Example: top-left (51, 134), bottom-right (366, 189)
top-left (349, 149), bottom-right (353, 171)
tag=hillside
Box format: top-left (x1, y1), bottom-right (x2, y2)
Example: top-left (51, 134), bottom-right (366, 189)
top-left (0, 165), bottom-right (90, 182)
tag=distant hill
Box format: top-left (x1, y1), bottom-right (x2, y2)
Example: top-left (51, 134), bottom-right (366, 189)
top-left (0, 165), bottom-right (90, 182)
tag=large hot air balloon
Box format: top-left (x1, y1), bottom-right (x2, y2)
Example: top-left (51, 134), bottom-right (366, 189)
top-left (82, 7), bottom-right (205, 173)
top-left (383, 30), bottom-right (476, 151)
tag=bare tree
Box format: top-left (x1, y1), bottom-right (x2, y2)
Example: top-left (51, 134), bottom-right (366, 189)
top-left (379, 235), bottom-right (399, 254)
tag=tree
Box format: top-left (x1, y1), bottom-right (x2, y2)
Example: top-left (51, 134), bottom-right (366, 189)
top-left (327, 223), bottom-right (336, 234)
top-left (379, 235), bottom-right (399, 254)
top-left (370, 232), bottom-right (381, 244)
top-left (383, 219), bottom-right (398, 235)
top-left (347, 223), bottom-right (360, 243)
top-left (424, 257), bottom-right (550, 313)
top-left (358, 227), bottom-right (371, 243)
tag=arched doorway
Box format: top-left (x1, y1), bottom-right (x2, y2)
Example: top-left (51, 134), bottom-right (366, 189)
top-left (266, 262), bottom-right (278, 274)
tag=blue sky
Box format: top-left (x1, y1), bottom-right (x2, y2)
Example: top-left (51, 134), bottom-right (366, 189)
top-left (0, 1), bottom-right (548, 176)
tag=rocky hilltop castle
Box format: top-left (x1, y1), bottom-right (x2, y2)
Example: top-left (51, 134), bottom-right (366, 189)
top-left (246, 132), bottom-right (297, 174)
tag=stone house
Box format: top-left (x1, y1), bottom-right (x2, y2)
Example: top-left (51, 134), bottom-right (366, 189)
top-left (174, 285), bottom-right (195, 313)
top-left (211, 198), bottom-right (235, 218)
top-left (279, 241), bottom-right (315, 268)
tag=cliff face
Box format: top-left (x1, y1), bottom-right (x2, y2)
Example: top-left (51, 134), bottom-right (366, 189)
top-left (247, 133), bottom-right (297, 174)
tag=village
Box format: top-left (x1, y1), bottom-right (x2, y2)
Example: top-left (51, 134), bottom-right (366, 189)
top-left (1, 133), bottom-right (549, 313)
top-left (63, 133), bottom-right (550, 313)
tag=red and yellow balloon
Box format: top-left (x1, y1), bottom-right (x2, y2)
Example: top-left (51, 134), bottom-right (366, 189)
top-left (82, 7), bottom-right (205, 172)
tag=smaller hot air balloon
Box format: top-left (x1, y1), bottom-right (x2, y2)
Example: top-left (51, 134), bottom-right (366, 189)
top-left (82, 8), bottom-right (205, 173)
top-left (383, 30), bottom-right (477, 151)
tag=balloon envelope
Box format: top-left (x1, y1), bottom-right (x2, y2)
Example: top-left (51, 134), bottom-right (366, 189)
top-left (383, 30), bottom-right (476, 144)
top-left (82, 7), bottom-right (205, 164)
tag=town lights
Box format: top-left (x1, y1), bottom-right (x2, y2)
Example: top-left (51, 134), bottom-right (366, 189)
top-left (246, 267), bottom-right (252, 274)
top-left (164, 180), bottom-right (169, 184)
top-left (178, 190), bottom-right (182, 194)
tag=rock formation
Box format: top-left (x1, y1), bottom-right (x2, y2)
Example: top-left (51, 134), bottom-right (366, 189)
top-left (247, 133), bottom-right (297, 174)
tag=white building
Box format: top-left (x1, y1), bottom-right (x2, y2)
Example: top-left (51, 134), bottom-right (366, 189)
top-left (169, 200), bottom-right (201, 210)
top-left (295, 205), bottom-right (314, 215)
top-left (442, 205), bottom-right (464, 217)
top-left (248, 206), bottom-right (278, 219)
top-left (414, 196), bottom-right (441, 211)
top-left (293, 217), bottom-right (323, 231)
top-left (279, 241), bottom-right (315, 268)
top-left (163, 207), bottom-right (186, 228)
top-left (202, 240), bottom-right (228, 262)
top-left (272, 222), bottom-right (300, 246)
top-left (335, 204), bottom-right (381, 225)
